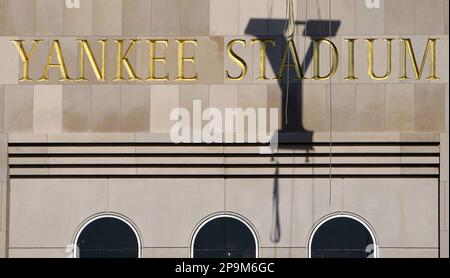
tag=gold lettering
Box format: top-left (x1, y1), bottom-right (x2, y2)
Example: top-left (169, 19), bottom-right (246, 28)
top-left (76, 40), bottom-right (107, 81)
top-left (366, 38), bottom-right (393, 80)
top-left (276, 38), bottom-right (303, 80)
top-left (39, 40), bottom-right (71, 81)
top-left (175, 40), bottom-right (198, 81)
top-left (344, 39), bottom-right (357, 80)
top-left (312, 39), bottom-right (339, 80)
top-left (146, 39), bottom-right (169, 81)
top-left (226, 39), bottom-right (248, 81)
top-left (11, 40), bottom-right (42, 81)
top-left (114, 39), bottom-right (140, 81)
top-left (399, 38), bottom-right (439, 80)
top-left (251, 39), bottom-right (276, 80)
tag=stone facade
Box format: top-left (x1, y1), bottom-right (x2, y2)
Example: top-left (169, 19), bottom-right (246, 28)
top-left (0, 0), bottom-right (448, 258)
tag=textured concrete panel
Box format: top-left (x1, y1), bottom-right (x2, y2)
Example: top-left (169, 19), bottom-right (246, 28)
top-left (379, 248), bottom-right (438, 258)
top-left (385, 84), bottom-right (415, 131)
top-left (0, 37), bottom-right (19, 84)
top-left (415, 0), bottom-right (445, 35)
top-left (143, 248), bottom-right (189, 258)
top-left (150, 85), bottom-right (179, 133)
top-left (35, 0), bottom-right (63, 36)
top-left (120, 85), bottom-right (150, 132)
top-left (62, 85), bottom-right (92, 132)
top-left (4, 85), bottom-right (34, 132)
top-left (93, 0), bottom-right (122, 36)
top-left (356, 84), bottom-right (385, 132)
top-left (122, 0), bottom-right (151, 35)
top-left (181, 0), bottom-right (210, 35)
top-left (3, 0), bottom-right (35, 36)
top-left (64, 0), bottom-right (93, 36)
top-left (33, 85), bottom-right (62, 133)
top-left (210, 0), bottom-right (238, 36)
top-left (151, 0), bottom-right (180, 35)
top-left (415, 84), bottom-right (446, 131)
top-left (92, 85), bottom-right (121, 132)
top-left (355, 0), bottom-right (385, 35)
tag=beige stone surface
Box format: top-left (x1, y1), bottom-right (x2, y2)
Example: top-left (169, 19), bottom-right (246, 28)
top-left (238, 0), bottom-right (268, 35)
top-left (120, 85), bottom-right (150, 132)
top-left (151, 0), bottom-right (180, 35)
top-left (150, 85), bottom-right (179, 133)
top-left (0, 37), bottom-right (19, 84)
top-left (143, 248), bottom-right (189, 258)
top-left (0, 230), bottom-right (6, 257)
top-left (33, 85), bottom-right (62, 133)
top-left (355, 0), bottom-right (385, 35)
top-left (62, 85), bottom-right (92, 132)
top-left (197, 36), bottom-right (224, 84)
top-left (441, 133), bottom-right (449, 182)
top-left (379, 248), bottom-right (438, 258)
top-left (107, 179), bottom-right (224, 247)
top-left (445, 0), bottom-right (449, 35)
top-left (9, 248), bottom-right (67, 258)
top-left (440, 182), bottom-right (448, 231)
top-left (0, 0), bottom-right (5, 35)
top-left (210, 0), bottom-right (238, 36)
top-left (343, 178), bottom-right (438, 248)
top-left (122, 0), bottom-right (151, 35)
top-left (93, 0), bottom-right (122, 36)
top-left (415, 84), bottom-right (446, 131)
top-left (441, 230), bottom-right (449, 258)
top-left (331, 84), bottom-right (355, 132)
top-left (64, 0), bottom-right (93, 36)
top-left (415, 0), bottom-right (445, 35)
top-left (3, 0), bottom-right (35, 36)
top-left (0, 86), bottom-right (3, 132)
top-left (303, 85), bottom-right (330, 132)
top-left (35, 0), bottom-right (63, 36)
top-left (9, 179), bottom-right (109, 247)
top-left (385, 84), bottom-right (415, 131)
top-left (181, 0), bottom-right (210, 35)
top-left (92, 85), bottom-right (121, 132)
top-left (356, 84), bottom-right (385, 132)
top-left (267, 0), bottom-right (298, 36)
top-left (179, 85), bottom-right (209, 133)
top-left (385, 0), bottom-right (415, 35)
top-left (4, 85), bottom-right (34, 132)
top-left (330, 0), bottom-right (355, 35)
top-left (259, 247), bottom-right (306, 258)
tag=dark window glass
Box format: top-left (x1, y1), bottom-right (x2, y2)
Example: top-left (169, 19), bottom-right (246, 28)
top-left (311, 217), bottom-right (375, 258)
top-left (193, 217), bottom-right (256, 258)
top-left (77, 217), bottom-right (139, 258)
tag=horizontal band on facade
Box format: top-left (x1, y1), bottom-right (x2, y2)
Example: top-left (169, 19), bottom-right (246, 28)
top-left (7, 142), bottom-right (441, 147)
top-left (8, 141), bottom-right (440, 178)
top-left (8, 174), bottom-right (440, 179)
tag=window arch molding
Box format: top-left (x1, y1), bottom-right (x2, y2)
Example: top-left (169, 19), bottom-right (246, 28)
top-left (189, 212), bottom-right (260, 258)
top-left (307, 212), bottom-right (379, 258)
top-left (72, 212), bottom-right (143, 258)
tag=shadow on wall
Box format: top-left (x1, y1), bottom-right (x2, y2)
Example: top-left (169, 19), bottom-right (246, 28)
top-left (245, 18), bottom-right (341, 243)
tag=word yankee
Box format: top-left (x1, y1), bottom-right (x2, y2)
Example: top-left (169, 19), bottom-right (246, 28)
top-left (11, 37), bottom-right (440, 82)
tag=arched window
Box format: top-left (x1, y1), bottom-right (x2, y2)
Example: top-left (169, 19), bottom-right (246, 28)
top-left (309, 215), bottom-right (377, 258)
top-left (191, 215), bottom-right (258, 258)
top-left (74, 215), bottom-right (141, 258)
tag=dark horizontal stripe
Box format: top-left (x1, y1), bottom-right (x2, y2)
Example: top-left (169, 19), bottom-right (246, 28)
top-left (8, 142), bottom-right (440, 147)
top-left (9, 174), bottom-right (439, 179)
top-left (9, 163), bottom-right (440, 168)
top-left (8, 152), bottom-right (440, 158)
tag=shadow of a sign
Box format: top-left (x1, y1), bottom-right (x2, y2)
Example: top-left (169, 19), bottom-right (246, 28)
top-left (245, 19), bottom-right (340, 148)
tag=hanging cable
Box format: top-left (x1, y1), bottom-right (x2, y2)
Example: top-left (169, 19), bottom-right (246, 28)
top-left (283, 0), bottom-right (295, 125)
top-left (328, 0), bottom-right (333, 207)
